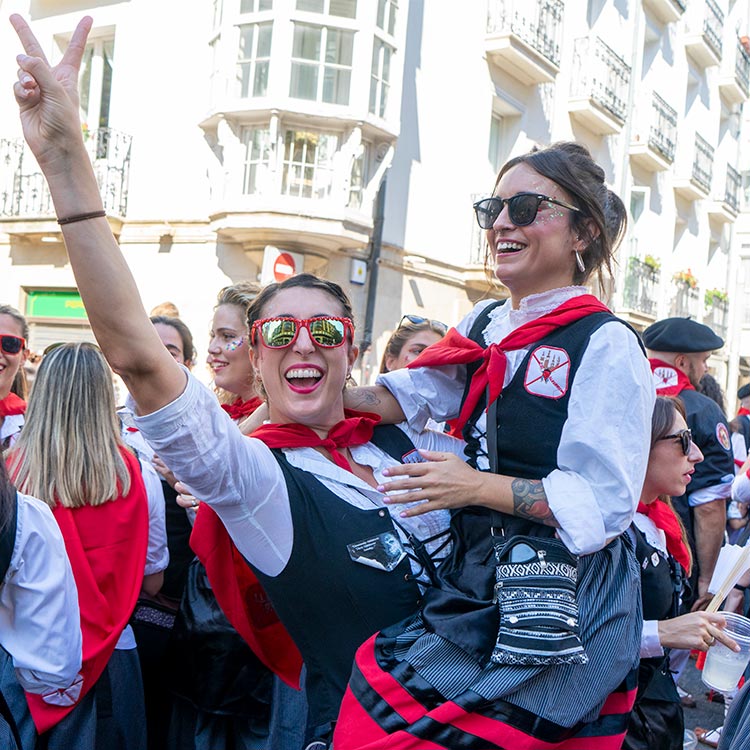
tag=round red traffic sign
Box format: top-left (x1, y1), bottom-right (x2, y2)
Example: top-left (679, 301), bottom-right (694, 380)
top-left (273, 252), bottom-right (296, 282)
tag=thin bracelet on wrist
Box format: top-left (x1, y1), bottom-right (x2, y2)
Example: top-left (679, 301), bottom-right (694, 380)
top-left (57, 210), bottom-right (107, 225)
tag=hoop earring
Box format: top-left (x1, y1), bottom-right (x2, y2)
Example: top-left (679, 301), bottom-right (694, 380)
top-left (575, 251), bottom-right (586, 273)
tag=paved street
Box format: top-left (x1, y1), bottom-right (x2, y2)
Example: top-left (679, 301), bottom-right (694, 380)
top-left (680, 655), bottom-right (730, 747)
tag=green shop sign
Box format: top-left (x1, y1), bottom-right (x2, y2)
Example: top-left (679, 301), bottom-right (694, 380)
top-left (26, 290), bottom-right (88, 320)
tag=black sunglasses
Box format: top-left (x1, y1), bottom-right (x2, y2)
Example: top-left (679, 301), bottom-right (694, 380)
top-left (657, 429), bottom-right (693, 456)
top-left (473, 192), bottom-right (581, 229)
top-left (398, 315), bottom-right (447, 334)
top-left (0, 335), bottom-right (25, 355)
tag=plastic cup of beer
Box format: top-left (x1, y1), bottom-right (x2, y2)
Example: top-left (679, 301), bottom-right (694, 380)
top-left (702, 612), bottom-right (750, 693)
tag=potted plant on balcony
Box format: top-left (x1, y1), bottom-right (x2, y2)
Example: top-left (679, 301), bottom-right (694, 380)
top-left (673, 268), bottom-right (698, 289)
top-left (704, 288), bottom-right (729, 309)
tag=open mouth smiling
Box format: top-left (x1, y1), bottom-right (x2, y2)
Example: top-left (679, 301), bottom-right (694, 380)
top-left (496, 241), bottom-right (526, 254)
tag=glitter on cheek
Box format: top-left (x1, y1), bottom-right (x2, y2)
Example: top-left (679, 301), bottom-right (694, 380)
top-left (225, 336), bottom-right (245, 352)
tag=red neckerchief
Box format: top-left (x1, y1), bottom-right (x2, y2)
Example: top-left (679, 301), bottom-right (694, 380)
top-left (406, 295), bottom-right (610, 430)
top-left (221, 396), bottom-right (263, 422)
top-left (190, 409), bottom-right (380, 687)
top-left (251, 410), bottom-right (381, 471)
top-left (738, 407), bottom-right (750, 417)
top-left (23, 448), bottom-right (148, 733)
top-left (649, 358), bottom-right (696, 397)
top-left (0, 393), bottom-right (26, 418)
top-left (637, 499), bottom-right (691, 574)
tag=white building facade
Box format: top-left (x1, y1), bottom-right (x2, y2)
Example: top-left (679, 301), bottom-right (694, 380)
top-left (0, 0), bottom-right (748, 392)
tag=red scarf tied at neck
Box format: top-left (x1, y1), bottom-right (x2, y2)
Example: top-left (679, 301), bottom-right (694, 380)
top-left (251, 410), bottom-right (381, 471)
top-left (738, 407), bottom-right (750, 417)
top-left (649, 358), bottom-right (696, 397)
top-left (637, 499), bottom-right (691, 573)
top-left (406, 294), bottom-right (611, 430)
top-left (0, 393), bottom-right (26, 418)
top-left (221, 396), bottom-right (264, 422)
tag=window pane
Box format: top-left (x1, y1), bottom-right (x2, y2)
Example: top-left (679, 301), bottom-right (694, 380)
top-left (376, 0), bottom-right (386, 28)
top-left (99, 40), bottom-right (114, 129)
top-left (323, 67), bottom-right (350, 104)
top-left (238, 25), bottom-right (255, 58)
top-left (388, 1), bottom-right (397, 34)
top-left (257, 22), bottom-right (273, 56)
top-left (259, 0), bottom-right (273, 8)
top-left (297, 0), bottom-right (324, 11)
top-left (240, 0), bottom-right (255, 12)
top-left (290, 62), bottom-right (318, 99)
top-left (79, 46), bottom-right (94, 120)
top-left (253, 60), bottom-right (269, 96)
top-left (330, 0), bottom-right (356, 18)
top-left (382, 44), bottom-right (391, 79)
top-left (325, 28), bottom-right (353, 65)
top-left (293, 24), bottom-right (321, 60)
top-left (379, 82), bottom-right (388, 117)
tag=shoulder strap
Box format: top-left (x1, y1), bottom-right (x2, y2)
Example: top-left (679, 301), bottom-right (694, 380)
top-left (370, 424), bottom-right (418, 463)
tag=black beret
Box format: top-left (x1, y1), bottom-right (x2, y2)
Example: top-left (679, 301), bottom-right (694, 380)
top-left (642, 317), bottom-right (724, 353)
top-left (739, 383), bottom-right (750, 400)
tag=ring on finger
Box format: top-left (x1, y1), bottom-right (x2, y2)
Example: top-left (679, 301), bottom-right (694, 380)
top-left (707, 635), bottom-right (716, 646)
top-left (191, 499), bottom-right (199, 508)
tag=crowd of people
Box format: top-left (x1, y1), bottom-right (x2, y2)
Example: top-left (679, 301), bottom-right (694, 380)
top-left (4, 12), bottom-right (750, 750)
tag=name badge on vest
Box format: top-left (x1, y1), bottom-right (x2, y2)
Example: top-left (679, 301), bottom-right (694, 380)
top-left (524, 346), bottom-right (571, 399)
top-left (347, 531), bottom-right (406, 572)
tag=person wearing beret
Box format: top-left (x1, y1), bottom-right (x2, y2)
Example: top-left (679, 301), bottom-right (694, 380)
top-left (643, 317), bottom-right (734, 613)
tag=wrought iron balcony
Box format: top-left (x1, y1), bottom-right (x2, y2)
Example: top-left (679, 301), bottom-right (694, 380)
top-left (674, 133), bottom-right (713, 201)
top-left (0, 128), bottom-right (131, 220)
top-left (719, 40), bottom-right (750, 104)
top-left (569, 37), bottom-right (631, 135)
top-left (670, 280), bottom-right (701, 318)
top-left (704, 297), bottom-right (728, 341)
top-left (630, 92), bottom-right (677, 171)
top-left (708, 163), bottom-right (741, 222)
top-left (485, 0), bottom-right (564, 85)
top-left (622, 257), bottom-right (659, 318)
top-left (685, 0), bottom-right (724, 68)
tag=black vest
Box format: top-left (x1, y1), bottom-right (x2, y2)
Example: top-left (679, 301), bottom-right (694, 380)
top-left (463, 304), bottom-right (626, 538)
top-left (250, 426), bottom-right (422, 729)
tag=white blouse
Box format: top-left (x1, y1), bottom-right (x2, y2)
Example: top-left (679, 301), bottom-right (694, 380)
top-left (0, 492), bottom-right (82, 696)
top-left (131, 373), bottom-right (466, 579)
top-left (377, 286), bottom-right (655, 556)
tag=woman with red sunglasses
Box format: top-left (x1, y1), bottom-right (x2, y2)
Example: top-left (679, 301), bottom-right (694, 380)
top-left (9, 17), bottom-right (463, 748)
top-left (0, 305), bottom-right (29, 451)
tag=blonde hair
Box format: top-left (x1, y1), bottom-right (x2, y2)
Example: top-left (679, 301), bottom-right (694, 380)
top-left (214, 281), bottom-right (260, 405)
top-left (9, 343), bottom-right (131, 508)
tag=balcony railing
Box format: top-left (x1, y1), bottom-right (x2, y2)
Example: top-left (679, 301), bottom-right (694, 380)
top-left (692, 133), bottom-right (714, 194)
top-left (671, 281), bottom-right (701, 318)
top-left (623, 257), bottom-right (659, 317)
top-left (736, 40), bottom-right (750, 95)
top-left (0, 128), bottom-right (131, 219)
top-left (705, 297), bottom-right (729, 341)
top-left (649, 92), bottom-right (677, 163)
top-left (703, 0), bottom-right (724, 61)
top-left (725, 164), bottom-right (741, 213)
top-left (486, 0), bottom-right (564, 66)
top-left (571, 37), bottom-right (631, 123)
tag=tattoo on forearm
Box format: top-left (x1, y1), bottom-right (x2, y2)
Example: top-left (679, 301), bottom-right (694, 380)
top-left (511, 478), bottom-right (559, 527)
top-left (347, 387), bottom-right (382, 408)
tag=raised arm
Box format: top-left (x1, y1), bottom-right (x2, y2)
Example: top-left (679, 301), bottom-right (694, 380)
top-left (10, 15), bottom-right (184, 414)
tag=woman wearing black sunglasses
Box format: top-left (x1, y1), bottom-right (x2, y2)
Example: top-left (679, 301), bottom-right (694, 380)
top-left (0, 305), bottom-right (29, 451)
top-left (9, 17), bottom-right (464, 748)
top-left (624, 396), bottom-right (736, 750)
top-left (332, 142), bottom-right (655, 748)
